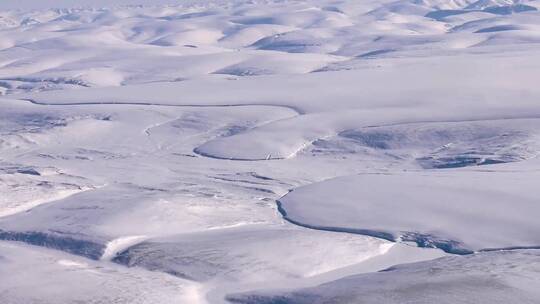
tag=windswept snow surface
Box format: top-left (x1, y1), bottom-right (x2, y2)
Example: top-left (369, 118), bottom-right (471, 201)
top-left (0, 241), bottom-right (204, 304)
top-left (228, 250), bottom-right (540, 304)
top-left (1, 0), bottom-right (540, 303)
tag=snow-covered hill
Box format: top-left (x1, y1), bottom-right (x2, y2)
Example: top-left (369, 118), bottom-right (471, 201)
top-left (229, 250), bottom-right (540, 304)
top-left (1, 0), bottom-right (540, 303)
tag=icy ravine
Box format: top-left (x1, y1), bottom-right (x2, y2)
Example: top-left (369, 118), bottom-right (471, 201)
top-left (12, 101), bottom-right (540, 255)
top-left (275, 118), bottom-right (540, 254)
top-left (2, 95), bottom-right (536, 302)
top-left (0, 97), bottom-right (431, 303)
top-left (22, 98), bottom-right (304, 160)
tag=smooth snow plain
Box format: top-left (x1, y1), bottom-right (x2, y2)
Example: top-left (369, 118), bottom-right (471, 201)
top-left (1, 0), bottom-right (540, 303)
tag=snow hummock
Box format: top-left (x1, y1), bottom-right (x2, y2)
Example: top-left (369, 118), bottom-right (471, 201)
top-left (278, 161), bottom-right (540, 254)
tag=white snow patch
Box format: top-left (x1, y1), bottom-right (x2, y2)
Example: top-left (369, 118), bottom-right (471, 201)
top-left (101, 235), bottom-right (148, 261)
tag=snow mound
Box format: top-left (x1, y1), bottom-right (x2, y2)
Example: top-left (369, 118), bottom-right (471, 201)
top-left (278, 163), bottom-right (540, 253)
top-left (114, 227), bottom-right (392, 282)
top-left (228, 250), bottom-right (540, 304)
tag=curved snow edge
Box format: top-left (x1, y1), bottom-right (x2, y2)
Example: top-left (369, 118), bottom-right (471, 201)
top-left (276, 199), bottom-right (473, 255)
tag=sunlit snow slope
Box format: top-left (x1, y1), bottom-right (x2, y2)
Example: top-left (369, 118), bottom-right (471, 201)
top-left (1, 0), bottom-right (540, 303)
